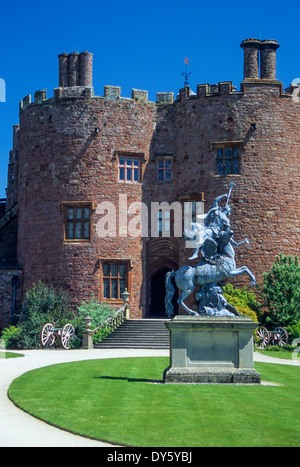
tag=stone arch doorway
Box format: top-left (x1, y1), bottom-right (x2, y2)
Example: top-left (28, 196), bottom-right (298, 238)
top-left (148, 267), bottom-right (178, 318)
top-left (145, 238), bottom-right (179, 318)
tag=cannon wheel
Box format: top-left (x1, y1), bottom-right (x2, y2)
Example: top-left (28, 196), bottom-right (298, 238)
top-left (256, 326), bottom-right (270, 348)
top-left (61, 324), bottom-right (75, 350)
top-left (41, 323), bottom-right (55, 348)
top-left (274, 327), bottom-right (289, 346)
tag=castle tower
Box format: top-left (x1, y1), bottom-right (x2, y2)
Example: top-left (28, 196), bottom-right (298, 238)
top-left (0, 39), bottom-right (299, 328)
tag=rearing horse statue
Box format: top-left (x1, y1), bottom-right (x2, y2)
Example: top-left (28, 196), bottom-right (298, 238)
top-left (165, 229), bottom-right (255, 317)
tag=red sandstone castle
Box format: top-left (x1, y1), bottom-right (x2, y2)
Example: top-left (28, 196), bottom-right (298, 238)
top-left (0, 38), bottom-right (299, 328)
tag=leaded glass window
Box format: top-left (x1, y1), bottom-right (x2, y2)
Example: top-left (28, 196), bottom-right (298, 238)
top-left (65, 204), bottom-right (91, 241)
top-left (157, 158), bottom-right (172, 182)
top-left (102, 262), bottom-right (128, 300)
top-left (217, 147), bottom-right (240, 175)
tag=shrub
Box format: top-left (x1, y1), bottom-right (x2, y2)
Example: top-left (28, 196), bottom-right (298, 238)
top-left (1, 326), bottom-right (22, 349)
top-left (77, 296), bottom-right (116, 327)
top-left (286, 320), bottom-right (300, 343)
top-left (92, 326), bottom-right (114, 344)
top-left (262, 344), bottom-right (297, 353)
top-left (223, 283), bottom-right (261, 321)
top-left (73, 296), bottom-right (116, 344)
top-left (261, 255), bottom-right (300, 328)
top-left (17, 281), bottom-right (73, 349)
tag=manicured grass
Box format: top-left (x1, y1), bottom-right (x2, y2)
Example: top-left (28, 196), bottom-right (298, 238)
top-left (258, 349), bottom-right (299, 360)
top-left (8, 357), bottom-right (300, 447)
top-left (0, 351), bottom-right (24, 359)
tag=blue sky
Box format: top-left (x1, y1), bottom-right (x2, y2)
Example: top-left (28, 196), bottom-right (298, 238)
top-left (0, 0), bottom-right (299, 199)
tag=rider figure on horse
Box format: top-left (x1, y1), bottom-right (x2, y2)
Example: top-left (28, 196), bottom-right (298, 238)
top-left (188, 191), bottom-right (232, 262)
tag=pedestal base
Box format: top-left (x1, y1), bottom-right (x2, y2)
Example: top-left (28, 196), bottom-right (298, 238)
top-left (163, 367), bottom-right (261, 384)
top-left (163, 316), bottom-right (261, 384)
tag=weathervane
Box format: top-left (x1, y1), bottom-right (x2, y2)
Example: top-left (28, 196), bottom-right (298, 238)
top-left (182, 57), bottom-right (191, 87)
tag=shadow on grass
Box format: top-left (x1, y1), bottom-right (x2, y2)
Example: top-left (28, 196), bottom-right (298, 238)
top-left (94, 375), bottom-right (163, 384)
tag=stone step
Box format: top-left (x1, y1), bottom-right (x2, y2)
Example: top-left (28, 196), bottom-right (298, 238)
top-left (94, 319), bottom-right (170, 349)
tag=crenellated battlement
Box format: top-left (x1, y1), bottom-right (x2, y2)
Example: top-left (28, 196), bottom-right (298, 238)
top-left (18, 85), bottom-right (175, 111)
top-left (19, 78), bottom-right (296, 113)
top-left (178, 82), bottom-right (242, 101)
top-left (19, 38), bottom-right (298, 113)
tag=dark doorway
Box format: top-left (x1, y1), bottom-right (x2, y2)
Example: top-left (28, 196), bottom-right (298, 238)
top-left (149, 268), bottom-right (178, 318)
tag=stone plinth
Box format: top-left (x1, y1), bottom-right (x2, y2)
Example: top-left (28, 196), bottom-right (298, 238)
top-left (163, 316), bottom-right (261, 384)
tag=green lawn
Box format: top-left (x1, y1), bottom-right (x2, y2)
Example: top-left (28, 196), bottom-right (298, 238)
top-left (0, 351), bottom-right (24, 359)
top-left (8, 357), bottom-right (300, 447)
top-left (258, 349), bottom-right (299, 360)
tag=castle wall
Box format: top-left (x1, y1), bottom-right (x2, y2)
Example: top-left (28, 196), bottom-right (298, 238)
top-left (148, 81), bottom-right (300, 288)
top-left (17, 90), bottom-right (157, 317)
top-left (2, 39), bottom-right (299, 321)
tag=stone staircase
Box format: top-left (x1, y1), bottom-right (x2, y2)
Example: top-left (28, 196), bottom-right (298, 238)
top-left (94, 319), bottom-right (170, 349)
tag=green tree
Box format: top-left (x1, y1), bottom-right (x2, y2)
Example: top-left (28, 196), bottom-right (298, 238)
top-left (261, 255), bottom-right (300, 327)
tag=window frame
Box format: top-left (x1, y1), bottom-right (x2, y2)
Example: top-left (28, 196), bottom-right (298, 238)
top-left (61, 201), bottom-right (95, 243)
top-left (211, 141), bottom-right (243, 176)
top-left (99, 258), bottom-right (132, 304)
top-left (154, 154), bottom-right (175, 183)
top-left (117, 153), bottom-right (142, 183)
top-left (217, 147), bottom-right (240, 175)
top-left (156, 157), bottom-right (172, 182)
top-left (157, 209), bottom-right (171, 235)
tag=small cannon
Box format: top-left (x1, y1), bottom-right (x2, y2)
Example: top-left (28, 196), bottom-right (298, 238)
top-left (41, 323), bottom-right (75, 350)
top-left (256, 326), bottom-right (288, 348)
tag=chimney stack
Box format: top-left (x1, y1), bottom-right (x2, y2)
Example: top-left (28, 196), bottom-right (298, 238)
top-left (240, 38), bottom-right (279, 81)
top-left (240, 38), bottom-right (261, 79)
top-left (68, 52), bottom-right (79, 87)
top-left (79, 51), bottom-right (93, 87)
top-left (58, 53), bottom-right (69, 87)
top-left (260, 40), bottom-right (280, 80)
top-left (58, 51), bottom-right (93, 87)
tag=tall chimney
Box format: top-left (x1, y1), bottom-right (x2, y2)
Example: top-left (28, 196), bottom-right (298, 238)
top-left (68, 52), bottom-right (79, 86)
top-left (58, 51), bottom-right (93, 87)
top-left (58, 53), bottom-right (69, 87)
top-left (79, 52), bottom-right (93, 87)
top-left (240, 38), bottom-right (261, 80)
top-left (260, 40), bottom-right (279, 80)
